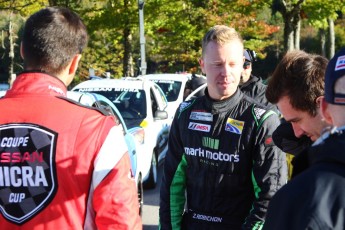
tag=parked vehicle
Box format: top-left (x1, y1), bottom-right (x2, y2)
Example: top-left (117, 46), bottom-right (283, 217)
top-left (143, 73), bottom-right (206, 161)
top-left (72, 78), bottom-right (169, 189)
top-left (143, 74), bottom-right (189, 120)
top-left (66, 91), bottom-right (144, 215)
top-left (143, 73), bottom-right (206, 121)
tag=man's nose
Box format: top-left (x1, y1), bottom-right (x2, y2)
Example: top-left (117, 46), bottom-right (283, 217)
top-left (221, 64), bottom-right (233, 77)
top-left (291, 123), bottom-right (304, 138)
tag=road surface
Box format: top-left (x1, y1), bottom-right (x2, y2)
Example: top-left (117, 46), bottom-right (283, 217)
top-left (142, 163), bottom-right (163, 230)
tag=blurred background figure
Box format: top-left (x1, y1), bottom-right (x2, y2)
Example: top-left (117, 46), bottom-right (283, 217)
top-left (240, 49), bottom-right (272, 108)
top-left (183, 73), bottom-right (207, 99)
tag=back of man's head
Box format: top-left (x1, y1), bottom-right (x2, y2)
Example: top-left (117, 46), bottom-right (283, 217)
top-left (22, 7), bottom-right (88, 76)
top-left (266, 50), bottom-right (328, 117)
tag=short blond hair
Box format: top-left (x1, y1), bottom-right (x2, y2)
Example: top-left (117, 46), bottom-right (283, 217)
top-left (202, 25), bottom-right (243, 57)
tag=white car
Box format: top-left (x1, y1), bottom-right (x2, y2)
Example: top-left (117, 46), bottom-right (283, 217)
top-left (143, 73), bottom-right (206, 121)
top-left (143, 74), bottom-right (206, 160)
top-left (72, 78), bottom-right (169, 189)
top-left (143, 74), bottom-right (190, 121)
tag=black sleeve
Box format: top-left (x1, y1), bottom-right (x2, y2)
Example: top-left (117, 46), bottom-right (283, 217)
top-left (272, 120), bottom-right (312, 156)
top-left (243, 108), bottom-right (288, 229)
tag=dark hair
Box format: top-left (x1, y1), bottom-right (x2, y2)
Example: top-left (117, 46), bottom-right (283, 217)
top-left (266, 50), bottom-right (328, 116)
top-left (22, 7), bottom-right (88, 75)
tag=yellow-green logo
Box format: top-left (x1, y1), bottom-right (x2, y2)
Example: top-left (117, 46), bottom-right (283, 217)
top-left (202, 137), bottom-right (219, 150)
top-left (225, 118), bottom-right (244, 134)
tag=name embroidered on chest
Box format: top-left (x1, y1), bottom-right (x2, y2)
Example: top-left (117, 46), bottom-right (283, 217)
top-left (225, 118), bottom-right (244, 134)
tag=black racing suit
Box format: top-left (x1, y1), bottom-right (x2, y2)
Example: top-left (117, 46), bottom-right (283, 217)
top-left (159, 88), bottom-right (287, 230)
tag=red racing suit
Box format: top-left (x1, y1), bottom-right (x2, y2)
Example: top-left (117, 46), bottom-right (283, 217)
top-left (0, 72), bottom-right (142, 230)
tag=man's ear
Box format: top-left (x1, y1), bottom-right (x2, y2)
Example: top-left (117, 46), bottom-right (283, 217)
top-left (320, 97), bottom-right (333, 125)
top-left (199, 58), bottom-right (205, 74)
top-left (69, 54), bottom-right (81, 75)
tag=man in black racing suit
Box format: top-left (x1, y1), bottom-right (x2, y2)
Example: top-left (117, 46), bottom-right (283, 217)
top-left (159, 25), bottom-right (287, 230)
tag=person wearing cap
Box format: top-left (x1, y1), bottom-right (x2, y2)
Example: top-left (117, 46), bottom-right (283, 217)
top-left (263, 48), bottom-right (345, 230)
top-left (183, 73), bottom-right (207, 99)
top-left (265, 50), bottom-right (329, 179)
top-left (239, 49), bottom-right (272, 108)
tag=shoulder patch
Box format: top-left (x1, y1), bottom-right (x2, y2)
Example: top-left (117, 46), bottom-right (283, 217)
top-left (179, 101), bottom-right (193, 113)
top-left (253, 107), bottom-right (266, 120)
top-left (177, 101), bottom-right (195, 119)
top-left (251, 105), bottom-right (276, 129)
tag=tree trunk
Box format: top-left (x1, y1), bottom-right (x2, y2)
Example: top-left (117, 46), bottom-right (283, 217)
top-left (328, 18), bottom-right (335, 59)
top-left (320, 29), bottom-right (326, 57)
top-left (123, 28), bottom-right (133, 77)
top-left (294, 17), bottom-right (301, 50)
top-left (279, 0), bottom-right (305, 52)
top-left (48, 0), bottom-right (56, 6)
top-left (284, 18), bottom-right (295, 51)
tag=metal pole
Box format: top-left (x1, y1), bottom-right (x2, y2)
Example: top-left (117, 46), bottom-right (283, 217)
top-left (138, 0), bottom-right (147, 76)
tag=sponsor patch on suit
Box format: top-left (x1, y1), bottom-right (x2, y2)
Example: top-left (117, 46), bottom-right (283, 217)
top-left (190, 112), bottom-right (213, 122)
top-left (188, 122), bottom-right (211, 132)
top-left (225, 118), bottom-right (244, 134)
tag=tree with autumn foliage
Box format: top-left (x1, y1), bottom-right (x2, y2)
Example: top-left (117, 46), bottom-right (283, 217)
top-left (1, 0), bottom-right (344, 85)
top-left (144, 0), bottom-right (280, 73)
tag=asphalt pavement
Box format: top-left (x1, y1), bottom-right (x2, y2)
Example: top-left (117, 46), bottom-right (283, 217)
top-left (142, 163), bottom-right (163, 230)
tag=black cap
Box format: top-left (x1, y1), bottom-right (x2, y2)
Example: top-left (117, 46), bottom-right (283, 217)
top-left (244, 50), bottom-right (252, 62)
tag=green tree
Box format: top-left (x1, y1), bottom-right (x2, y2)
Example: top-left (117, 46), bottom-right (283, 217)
top-left (0, 0), bottom-right (47, 84)
top-left (302, 0), bottom-right (345, 58)
top-left (272, 0), bottom-right (305, 51)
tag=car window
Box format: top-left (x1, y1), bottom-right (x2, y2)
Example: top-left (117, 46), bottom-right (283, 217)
top-left (154, 80), bottom-right (182, 102)
top-left (152, 84), bottom-right (168, 109)
top-left (74, 89), bottom-right (147, 121)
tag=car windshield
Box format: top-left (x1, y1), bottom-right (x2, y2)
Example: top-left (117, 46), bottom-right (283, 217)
top-left (78, 89), bottom-right (147, 128)
top-left (154, 80), bottom-right (182, 102)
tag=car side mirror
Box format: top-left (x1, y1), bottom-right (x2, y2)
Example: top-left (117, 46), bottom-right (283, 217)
top-left (154, 110), bottom-right (168, 120)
